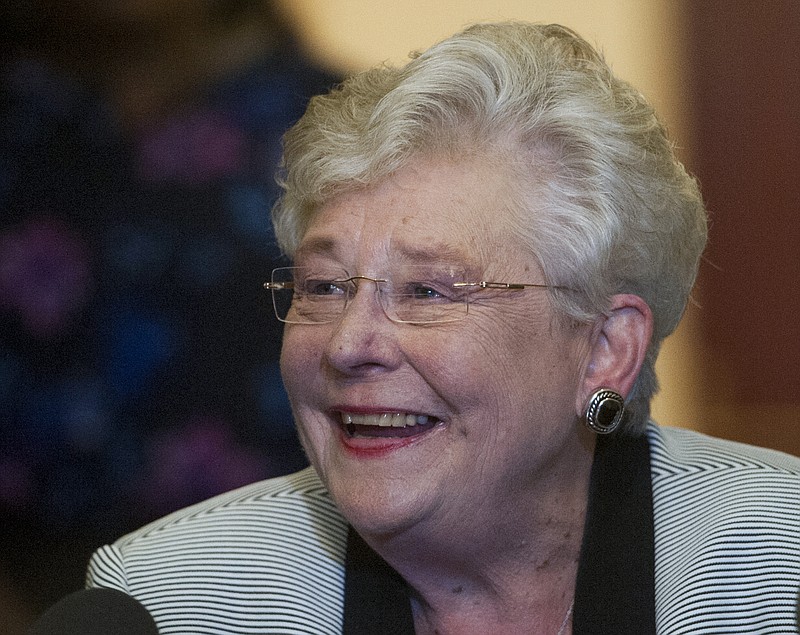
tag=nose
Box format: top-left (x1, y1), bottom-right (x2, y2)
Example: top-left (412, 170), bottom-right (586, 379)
top-left (322, 278), bottom-right (402, 376)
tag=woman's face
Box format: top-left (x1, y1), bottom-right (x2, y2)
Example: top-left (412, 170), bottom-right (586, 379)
top-left (280, 155), bottom-right (595, 541)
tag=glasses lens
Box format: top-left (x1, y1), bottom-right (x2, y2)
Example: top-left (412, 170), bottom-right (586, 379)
top-left (271, 267), bottom-right (349, 324)
top-left (270, 265), bottom-right (470, 324)
top-left (387, 265), bottom-right (468, 323)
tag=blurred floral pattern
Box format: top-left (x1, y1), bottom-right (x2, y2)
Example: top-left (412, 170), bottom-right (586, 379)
top-left (0, 218), bottom-right (91, 338)
top-left (0, 45), bottom-right (335, 607)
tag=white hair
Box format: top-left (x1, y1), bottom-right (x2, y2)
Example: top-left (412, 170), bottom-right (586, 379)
top-left (272, 22), bottom-right (708, 434)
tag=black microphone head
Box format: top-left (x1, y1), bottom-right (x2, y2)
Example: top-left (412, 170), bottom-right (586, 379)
top-left (28, 587), bottom-right (158, 635)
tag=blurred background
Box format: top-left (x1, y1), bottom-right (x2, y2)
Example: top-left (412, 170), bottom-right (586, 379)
top-left (1, 0), bottom-right (797, 631)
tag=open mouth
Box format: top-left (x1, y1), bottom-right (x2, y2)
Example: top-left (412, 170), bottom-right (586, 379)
top-left (340, 412), bottom-right (440, 438)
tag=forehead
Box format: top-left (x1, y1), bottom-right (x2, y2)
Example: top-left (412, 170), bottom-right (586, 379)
top-left (296, 156), bottom-right (528, 269)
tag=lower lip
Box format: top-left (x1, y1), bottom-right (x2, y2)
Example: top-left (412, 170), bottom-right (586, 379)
top-left (337, 424), bottom-right (436, 458)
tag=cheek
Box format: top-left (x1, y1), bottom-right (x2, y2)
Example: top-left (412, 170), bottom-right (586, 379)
top-left (405, 326), bottom-right (507, 414)
top-left (446, 314), bottom-right (581, 415)
top-left (279, 329), bottom-right (333, 460)
top-left (279, 327), bottom-right (325, 407)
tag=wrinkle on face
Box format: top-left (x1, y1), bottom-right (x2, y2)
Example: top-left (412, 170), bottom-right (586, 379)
top-left (280, 153), bottom-right (594, 546)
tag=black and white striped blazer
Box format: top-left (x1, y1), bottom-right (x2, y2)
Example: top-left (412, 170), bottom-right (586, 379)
top-left (87, 424), bottom-right (800, 634)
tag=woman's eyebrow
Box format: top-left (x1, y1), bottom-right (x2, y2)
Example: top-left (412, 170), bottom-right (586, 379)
top-left (389, 242), bottom-right (475, 267)
top-left (294, 237), bottom-right (481, 276)
top-left (294, 237), bottom-right (339, 261)
top-left (296, 238), bottom-right (473, 262)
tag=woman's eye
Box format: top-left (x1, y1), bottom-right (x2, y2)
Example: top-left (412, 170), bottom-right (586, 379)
top-left (306, 280), bottom-right (347, 296)
top-left (410, 284), bottom-right (447, 300)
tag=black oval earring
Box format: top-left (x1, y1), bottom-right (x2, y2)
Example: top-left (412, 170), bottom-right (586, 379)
top-left (584, 389), bottom-right (625, 434)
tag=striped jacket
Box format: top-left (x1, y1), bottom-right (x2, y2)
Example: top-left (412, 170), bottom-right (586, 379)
top-left (87, 424), bottom-right (800, 634)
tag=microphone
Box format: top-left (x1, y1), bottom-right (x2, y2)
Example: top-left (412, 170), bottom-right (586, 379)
top-left (28, 588), bottom-right (158, 634)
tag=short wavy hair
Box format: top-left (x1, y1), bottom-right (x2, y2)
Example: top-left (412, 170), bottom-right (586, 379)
top-left (272, 22), bottom-right (708, 434)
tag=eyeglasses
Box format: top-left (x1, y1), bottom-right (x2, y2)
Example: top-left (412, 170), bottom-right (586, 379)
top-left (263, 266), bottom-right (568, 325)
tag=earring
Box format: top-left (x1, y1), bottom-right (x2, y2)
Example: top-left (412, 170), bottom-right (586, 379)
top-left (584, 389), bottom-right (625, 434)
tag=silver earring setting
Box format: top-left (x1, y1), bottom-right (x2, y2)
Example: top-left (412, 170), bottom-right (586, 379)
top-left (584, 388), bottom-right (625, 434)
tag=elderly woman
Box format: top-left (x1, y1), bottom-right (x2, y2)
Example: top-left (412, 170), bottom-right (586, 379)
top-left (83, 22), bottom-right (799, 634)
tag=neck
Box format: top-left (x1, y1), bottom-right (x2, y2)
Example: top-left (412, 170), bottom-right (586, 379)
top-left (359, 434), bottom-right (593, 635)
top-left (406, 538), bottom-right (579, 635)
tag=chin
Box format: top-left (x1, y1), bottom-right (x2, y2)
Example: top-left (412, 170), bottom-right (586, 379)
top-left (325, 467), bottom-right (434, 539)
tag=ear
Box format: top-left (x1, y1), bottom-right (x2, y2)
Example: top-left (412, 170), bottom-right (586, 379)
top-left (576, 294), bottom-right (653, 416)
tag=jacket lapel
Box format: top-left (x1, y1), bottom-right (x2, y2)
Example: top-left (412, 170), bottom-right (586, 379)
top-left (573, 434), bottom-right (656, 634)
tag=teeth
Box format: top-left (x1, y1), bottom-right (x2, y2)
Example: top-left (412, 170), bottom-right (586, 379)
top-left (340, 413), bottom-right (432, 427)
